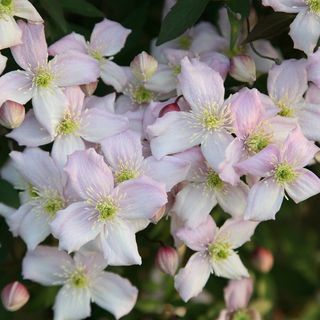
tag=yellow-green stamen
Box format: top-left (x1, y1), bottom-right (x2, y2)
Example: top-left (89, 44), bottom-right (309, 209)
top-left (206, 171), bottom-right (224, 191)
top-left (307, 0), bottom-right (320, 14)
top-left (274, 163), bottom-right (297, 185)
top-left (70, 269), bottom-right (88, 289)
top-left (56, 115), bottom-right (79, 135)
top-left (246, 131), bottom-right (270, 154)
top-left (34, 68), bottom-right (54, 88)
top-left (0, 0), bottom-right (13, 16)
top-left (132, 86), bottom-right (154, 104)
top-left (277, 101), bottom-right (295, 117)
top-left (115, 167), bottom-right (139, 183)
top-left (96, 198), bottom-right (117, 221)
top-left (43, 197), bottom-right (64, 217)
top-left (178, 35), bottom-right (192, 50)
top-left (208, 242), bottom-right (231, 261)
top-left (202, 109), bottom-right (222, 130)
top-left (232, 310), bottom-right (251, 320)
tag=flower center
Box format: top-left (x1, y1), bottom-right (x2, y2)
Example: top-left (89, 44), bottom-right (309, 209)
top-left (246, 131), bottom-right (270, 154)
top-left (208, 242), bottom-right (231, 261)
top-left (56, 115), bottom-right (79, 135)
top-left (90, 50), bottom-right (104, 62)
top-left (202, 109), bottom-right (222, 130)
top-left (70, 269), bottom-right (88, 289)
top-left (115, 167), bottom-right (139, 183)
top-left (232, 310), bottom-right (251, 320)
top-left (178, 35), bottom-right (192, 50)
top-left (307, 0), bottom-right (320, 13)
top-left (206, 170), bottom-right (224, 191)
top-left (277, 101), bottom-right (295, 117)
top-left (33, 68), bottom-right (54, 88)
top-left (96, 198), bottom-right (117, 221)
top-left (132, 86), bottom-right (154, 104)
top-left (0, 0), bottom-right (13, 17)
top-left (43, 197), bottom-right (64, 217)
top-left (274, 163), bottom-right (297, 185)
top-left (172, 64), bottom-right (181, 76)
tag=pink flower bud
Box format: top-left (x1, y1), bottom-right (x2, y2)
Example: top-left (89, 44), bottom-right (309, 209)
top-left (130, 51), bottom-right (158, 81)
top-left (0, 101), bottom-right (25, 129)
top-left (159, 102), bottom-right (180, 117)
top-left (229, 55), bottom-right (256, 83)
top-left (1, 281), bottom-right (29, 312)
top-left (80, 81), bottom-right (98, 96)
top-left (156, 246), bottom-right (179, 276)
top-left (252, 247), bottom-right (274, 273)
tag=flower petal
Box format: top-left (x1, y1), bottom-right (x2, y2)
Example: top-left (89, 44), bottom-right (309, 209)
top-left (100, 60), bottom-right (129, 92)
top-left (90, 271), bottom-right (138, 319)
top-left (14, 0), bottom-right (43, 22)
top-left (0, 17), bottom-right (21, 50)
top-left (48, 32), bottom-right (87, 55)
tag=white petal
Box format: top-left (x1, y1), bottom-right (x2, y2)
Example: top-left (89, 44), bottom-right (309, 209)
top-left (0, 17), bottom-right (22, 50)
top-left (100, 60), bottom-right (129, 92)
top-left (14, 0), bottom-right (43, 22)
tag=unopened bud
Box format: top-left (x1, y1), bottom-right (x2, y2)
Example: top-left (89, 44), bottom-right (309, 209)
top-left (230, 55), bottom-right (256, 83)
top-left (252, 247), bottom-right (274, 273)
top-left (156, 246), bottom-right (179, 276)
top-left (159, 102), bottom-right (180, 117)
top-left (130, 51), bottom-right (158, 82)
top-left (0, 101), bottom-right (25, 129)
top-left (80, 81), bottom-right (98, 96)
top-left (1, 281), bottom-right (29, 312)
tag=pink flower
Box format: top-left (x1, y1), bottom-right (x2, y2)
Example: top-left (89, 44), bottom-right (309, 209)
top-left (1, 281), bottom-right (29, 312)
top-left (236, 126), bottom-right (320, 221)
top-left (23, 246), bottom-right (138, 320)
top-left (174, 216), bottom-right (258, 302)
top-left (51, 148), bottom-right (167, 265)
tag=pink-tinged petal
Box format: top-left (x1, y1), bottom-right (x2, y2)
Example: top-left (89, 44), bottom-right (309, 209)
top-left (7, 110), bottom-right (52, 147)
top-left (10, 148), bottom-right (63, 191)
top-left (201, 130), bottom-right (233, 173)
top-left (17, 207), bottom-right (51, 250)
top-left (116, 176), bottom-right (167, 219)
top-left (79, 108), bottom-right (129, 143)
top-left (48, 33), bottom-right (87, 55)
top-left (268, 115), bottom-right (297, 144)
top-left (73, 251), bottom-right (108, 273)
top-left (174, 252), bottom-right (211, 302)
top-left (85, 93), bottom-right (116, 113)
top-left (0, 52), bottom-right (7, 74)
top-left (285, 168), bottom-right (320, 203)
top-left (64, 149), bottom-right (114, 200)
top-left (216, 182), bottom-right (249, 218)
top-left (148, 111), bottom-right (202, 159)
top-left (268, 59), bottom-right (307, 104)
top-left (11, 21), bottom-right (47, 70)
top-left (90, 271), bottom-right (138, 319)
top-left (282, 126), bottom-right (319, 167)
top-left (230, 88), bottom-right (265, 136)
top-left (101, 130), bottom-right (143, 171)
top-left (219, 139), bottom-right (244, 186)
top-left (144, 65), bottom-right (176, 94)
top-left (244, 178), bottom-right (284, 221)
top-left (32, 87), bottom-right (67, 136)
top-left (173, 183), bottom-right (217, 228)
top-left (51, 202), bottom-right (100, 252)
top-left (51, 51), bottom-right (99, 87)
top-left (225, 278), bottom-right (253, 311)
top-left (90, 18), bottom-right (131, 57)
top-left (289, 10), bottom-right (320, 55)
top-left (262, 0), bottom-right (305, 12)
top-left (53, 285), bottom-right (91, 320)
top-left (52, 135), bottom-right (86, 168)
top-left (63, 86), bottom-right (85, 114)
top-left (6, 203), bottom-right (32, 236)
top-left (14, 0), bottom-right (43, 22)
top-left (175, 216), bottom-right (217, 251)
top-left (297, 104), bottom-right (320, 141)
top-left (100, 60), bottom-right (129, 92)
top-left (22, 245), bottom-right (72, 285)
top-left (212, 251), bottom-right (249, 279)
top-left (0, 71), bottom-right (33, 106)
top-left (143, 155), bottom-right (190, 191)
top-left (200, 51), bottom-right (230, 80)
top-left (0, 17), bottom-right (21, 50)
top-left (307, 49), bottom-right (320, 87)
top-left (217, 218), bottom-right (259, 249)
top-left (305, 83), bottom-right (320, 103)
top-left (178, 57), bottom-right (224, 112)
top-left (235, 145), bottom-right (280, 177)
top-left (100, 219), bottom-right (141, 265)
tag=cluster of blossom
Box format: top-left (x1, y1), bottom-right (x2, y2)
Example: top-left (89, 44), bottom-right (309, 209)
top-left (0, 0), bottom-right (320, 319)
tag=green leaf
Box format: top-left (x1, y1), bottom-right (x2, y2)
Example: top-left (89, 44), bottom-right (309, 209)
top-left (156, 0), bottom-right (210, 46)
top-left (243, 12), bottom-right (295, 44)
top-left (61, 0), bottom-right (104, 18)
top-left (39, 0), bottom-right (68, 32)
top-left (227, 0), bottom-right (250, 17)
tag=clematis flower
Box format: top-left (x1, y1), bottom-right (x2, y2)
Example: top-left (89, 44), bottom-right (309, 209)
top-left (51, 148), bottom-right (167, 265)
top-left (0, 52), bottom-right (7, 74)
top-left (267, 59), bottom-right (320, 141)
top-left (0, 0), bottom-right (43, 50)
top-left (147, 57), bottom-right (233, 172)
top-left (174, 216), bottom-right (258, 302)
top-left (3, 148), bottom-right (67, 250)
top-left (48, 18), bottom-right (131, 88)
top-left (172, 147), bottom-right (249, 228)
top-left (236, 127), bottom-right (320, 221)
top-left (217, 278), bottom-right (261, 320)
top-left (23, 246), bottom-right (138, 320)
top-left (262, 0), bottom-right (320, 55)
top-left (101, 130), bottom-right (190, 191)
top-left (8, 87), bottom-right (129, 166)
top-left (0, 21), bottom-right (100, 134)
